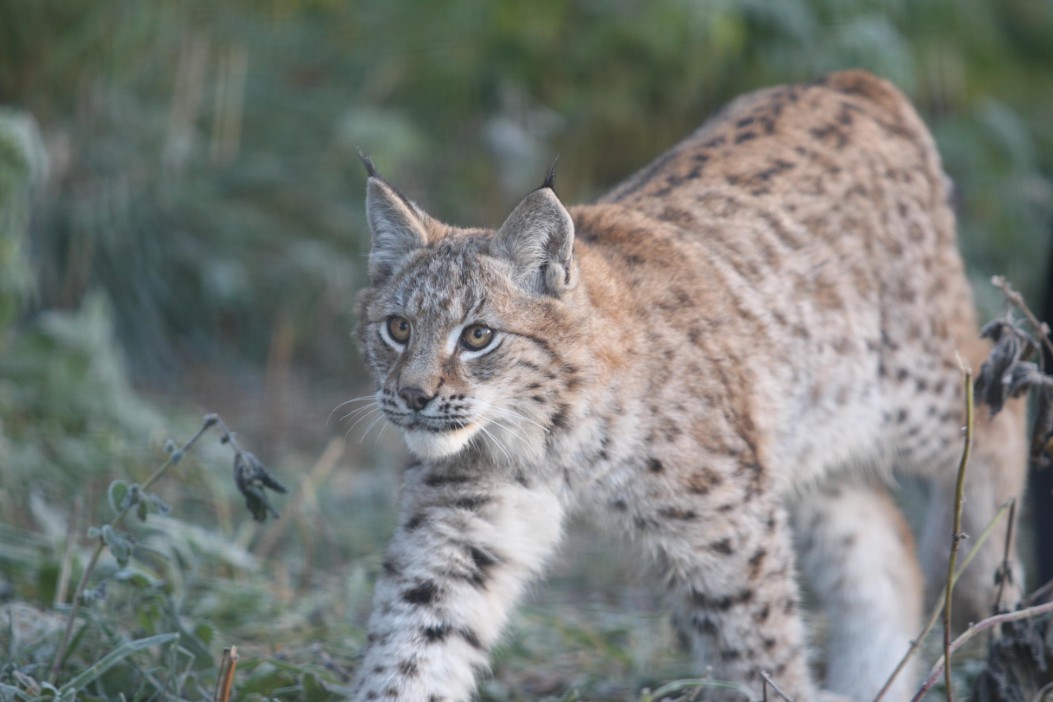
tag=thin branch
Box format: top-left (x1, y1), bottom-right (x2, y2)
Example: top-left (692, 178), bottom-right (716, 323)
top-left (54, 496), bottom-right (81, 607)
top-left (992, 276), bottom-right (1053, 361)
top-left (910, 600), bottom-right (1053, 701)
top-left (214, 645), bottom-right (239, 702)
top-left (760, 671), bottom-right (794, 702)
top-left (943, 365), bottom-right (974, 702)
top-left (1024, 576), bottom-right (1053, 607)
top-left (993, 498), bottom-right (1017, 615)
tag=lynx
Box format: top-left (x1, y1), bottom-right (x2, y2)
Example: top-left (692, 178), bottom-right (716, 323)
top-left (349, 70), bottom-right (1026, 701)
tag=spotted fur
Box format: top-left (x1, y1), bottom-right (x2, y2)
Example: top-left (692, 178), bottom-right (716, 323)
top-left (350, 71), bottom-right (1027, 701)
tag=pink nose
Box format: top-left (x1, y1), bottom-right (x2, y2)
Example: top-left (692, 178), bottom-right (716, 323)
top-left (399, 386), bottom-right (434, 411)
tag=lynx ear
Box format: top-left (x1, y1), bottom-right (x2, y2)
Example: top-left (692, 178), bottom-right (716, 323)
top-left (490, 187), bottom-right (576, 296)
top-left (365, 177), bottom-right (429, 285)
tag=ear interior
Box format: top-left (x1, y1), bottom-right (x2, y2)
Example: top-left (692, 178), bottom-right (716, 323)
top-left (366, 177), bottom-right (428, 284)
top-left (491, 188), bottom-right (576, 295)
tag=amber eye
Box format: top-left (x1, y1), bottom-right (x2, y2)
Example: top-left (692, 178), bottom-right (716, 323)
top-left (461, 324), bottom-right (494, 351)
top-left (386, 316), bottom-right (411, 344)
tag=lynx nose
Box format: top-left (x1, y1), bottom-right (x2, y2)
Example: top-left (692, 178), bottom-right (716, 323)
top-left (399, 386), bottom-right (434, 412)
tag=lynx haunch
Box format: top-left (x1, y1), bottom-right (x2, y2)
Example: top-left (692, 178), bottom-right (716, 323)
top-left (350, 70), bottom-right (1026, 701)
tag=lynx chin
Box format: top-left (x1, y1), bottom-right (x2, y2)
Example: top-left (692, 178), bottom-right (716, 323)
top-left (349, 70), bottom-right (1026, 701)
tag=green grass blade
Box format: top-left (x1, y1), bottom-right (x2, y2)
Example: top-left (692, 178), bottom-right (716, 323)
top-left (58, 632), bottom-right (179, 693)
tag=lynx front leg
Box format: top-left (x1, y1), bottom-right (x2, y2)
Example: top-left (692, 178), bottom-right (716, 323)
top-left (647, 494), bottom-right (816, 701)
top-left (350, 465), bottom-right (565, 702)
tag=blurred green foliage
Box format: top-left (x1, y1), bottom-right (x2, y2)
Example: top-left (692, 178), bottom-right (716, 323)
top-left (1, 0), bottom-right (1050, 380)
top-left (0, 0), bottom-right (1051, 699)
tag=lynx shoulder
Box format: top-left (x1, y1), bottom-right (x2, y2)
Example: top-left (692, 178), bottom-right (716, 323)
top-left (349, 70), bottom-right (1026, 701)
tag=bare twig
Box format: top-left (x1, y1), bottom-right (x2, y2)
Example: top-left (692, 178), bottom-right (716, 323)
top-left (992, 276), bottom-right (1053, 361)
top-left (910, 600), bottom-right (1053, 701)
top-left (214, 645), bottom-right (240, 702)
top-left (942, 365), bottom-right (974, 702)
top-left (1024, 577), bottom-right (1053, 607)
top-left (54, 496), bottom-right (81, 607)
top-left (1031, 680), bottom-right (1053, 702)
top-left (760, 671), bottom-right (793, 702)
top-left (993, 498), bottom-right (1017, 615)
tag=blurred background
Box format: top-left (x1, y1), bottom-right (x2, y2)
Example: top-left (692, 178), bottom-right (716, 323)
top-left (1, 1), bottom-right (1051, 699)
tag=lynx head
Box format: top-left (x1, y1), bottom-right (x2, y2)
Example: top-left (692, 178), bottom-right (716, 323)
top-left (355, 165), bottom-right (584, 461)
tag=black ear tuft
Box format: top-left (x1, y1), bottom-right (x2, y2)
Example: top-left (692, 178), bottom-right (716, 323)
top-left (358, 148), bottom-right (379, 178)
top-left (542, 156), bottom-right (559, 192)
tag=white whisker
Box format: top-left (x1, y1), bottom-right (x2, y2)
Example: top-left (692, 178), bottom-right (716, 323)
top-left (341, 403), bottom-right (380, 424)
top-left (487, 416), bottom-right (533, 446)
top-left (477, 422), bottom-right (512, 461)
top-left (328, 394), bottom-right (378, 425)
top-left (345, 407), bottom-right (382, 441)
top-left (358, 412), bottom-right (388, 444)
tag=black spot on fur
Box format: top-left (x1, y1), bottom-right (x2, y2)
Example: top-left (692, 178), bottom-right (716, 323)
top-left (424, 472), bottom-right (472, 488)
top-left (405, 512), bottom-right (426, 531)
top-left (550, 405), bottom-right (569, 430)
top-left (647, 457), bottom-right (664, 473)
top-left (691, 588), bottom-right (754, 612)
top-left (468, 545), bottom-right (496, 568)
top-left (694, 615), bottom-right (718, 635)
top-left (748, 548), bottom-right (767, 576)
top-left (710, 538), bottom-right (734, 555)
top-left (658, 506), bottom-right (698, 520)
top-left (459, 628), bottom-right (484, 650)
top-left (382, 558), bottom-right (401, 577)
top-left (403, 581), bottom-right (439, 605)
top-left (453, 495), bottom-right (491, 511)
top-left (398, 659), bottom-right (419, 677)
top-left (422, 624), bottom-right (451, 642)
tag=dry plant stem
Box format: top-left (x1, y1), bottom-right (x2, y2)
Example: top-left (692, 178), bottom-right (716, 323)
top-left (48, 414), bottom-right (219, 683)
top-left (910, 600), bottom-right (1053, 702)
top-left (993, 498), bottom-right (1017, 614)
top-left (1032, 681), bottom-right (1053, 702)
top-left (871, 500), bottom-right (1015, 701)
top-left (992, 275), bottom-right (1053, 360)
top-left (55, 496), bottom-right (81, 607)
top-left (943, 368), bottom-right (974, 702)
top-left (214, 646), bottom-right (240, 702)
top-left (760, 671), bottom-right (794, 702)
top-left (1024, 576), bottom-right (1053, 607)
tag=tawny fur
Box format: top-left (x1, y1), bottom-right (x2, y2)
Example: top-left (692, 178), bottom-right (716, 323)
top-left (349, 70), bottom-right (1027, 702)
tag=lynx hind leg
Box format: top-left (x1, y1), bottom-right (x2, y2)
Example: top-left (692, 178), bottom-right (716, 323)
top-left (792, 481), bottom-right (923, 702)
top-left (918, 397), bottom-right (1028, 627)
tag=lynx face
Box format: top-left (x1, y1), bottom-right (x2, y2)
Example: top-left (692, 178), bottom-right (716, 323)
top-left (356, 179), bottom-right (579, 461)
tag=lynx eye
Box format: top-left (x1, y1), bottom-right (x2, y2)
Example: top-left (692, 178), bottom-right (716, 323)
top-left (461, 324), bottom-right (494, 351)
top-left (386, 316), bottom-right (411, 344)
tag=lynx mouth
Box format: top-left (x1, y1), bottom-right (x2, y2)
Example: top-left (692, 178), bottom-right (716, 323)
top-left (402, 422), bottom-right (479, 459)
